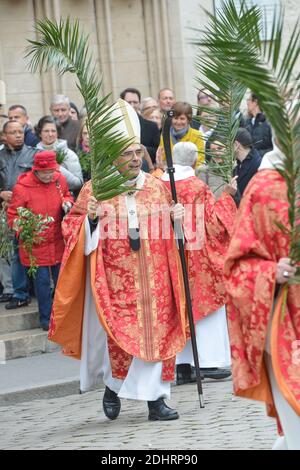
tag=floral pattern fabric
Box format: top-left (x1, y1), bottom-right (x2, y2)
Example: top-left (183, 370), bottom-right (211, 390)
top-left (49, 174), bottom-right (186, 381)
top-left (224, 170), bottom-right (300, 417)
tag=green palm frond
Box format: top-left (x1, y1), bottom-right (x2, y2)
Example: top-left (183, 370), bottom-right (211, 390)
top-left (190, 1), bottom-right (263, 182)
top-left (25, 17), bottom-right (133, 201)
top-left (194, 0), bottom-right (300, 280)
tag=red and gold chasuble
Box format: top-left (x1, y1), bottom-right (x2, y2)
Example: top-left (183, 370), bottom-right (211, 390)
top-left (224, 170), bottom-right (300, 418)
top-left (163, 176), bottom-right (237, 322)
top-left (49, 174), bottom-right (186, 380)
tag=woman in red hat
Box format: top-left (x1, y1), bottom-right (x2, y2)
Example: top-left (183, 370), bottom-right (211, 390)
top-left (7, 150), bottom-right (74, 330)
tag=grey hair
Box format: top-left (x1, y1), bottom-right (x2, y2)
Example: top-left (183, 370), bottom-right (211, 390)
top-left (50, 94), bottom-right (70, 107)
top-left (173, 142), bottom-right (198, 167)
top-left (140, 97), bottom-right (158, 113)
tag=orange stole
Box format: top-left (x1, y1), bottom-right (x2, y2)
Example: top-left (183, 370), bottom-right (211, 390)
top-left (49, 175), bottom-right (187, 381)
top-left (49, 223), bottom-right (86, 359)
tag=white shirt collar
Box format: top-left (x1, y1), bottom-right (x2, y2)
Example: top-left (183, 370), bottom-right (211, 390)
top-left (161, 164), bottom-right (195, 182)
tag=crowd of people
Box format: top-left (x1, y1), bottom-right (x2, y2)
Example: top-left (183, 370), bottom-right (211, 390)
top-left (0, 88), bottom-right (270, 322)
top-left (1, 86), bottom-right (299, 448)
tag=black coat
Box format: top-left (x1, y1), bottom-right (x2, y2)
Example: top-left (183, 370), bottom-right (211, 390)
top-left (233, 147), bottom-right (262, 206)
top-left (138, 114), bottom-right (160, 163)
top-left (24, 125), bottom-right (40, 147)
top-left (245, 113), bottom-right (273, 157)
top-left (59, 118), bottom-right (81, 152)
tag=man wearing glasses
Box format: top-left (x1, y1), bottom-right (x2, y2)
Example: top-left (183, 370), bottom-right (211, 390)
top-left (0, 120), bottom-right (37, 308)
top-left (50, 100), bottom-right (187, 423)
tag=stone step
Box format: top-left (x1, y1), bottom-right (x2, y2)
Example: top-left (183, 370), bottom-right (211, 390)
top-left (0, 308), bottom-right (40, 334)
top-left (0, 329), bottom-right (60, 361)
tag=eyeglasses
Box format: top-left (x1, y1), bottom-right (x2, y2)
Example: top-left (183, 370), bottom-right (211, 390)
top-left (5, 131), bottom-right (24, 136)
top-left (120, 149), bottom-right (144, 158)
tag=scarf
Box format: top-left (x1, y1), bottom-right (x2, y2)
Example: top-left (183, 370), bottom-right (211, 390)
top-left (170, 126), bottom-right (189, 145)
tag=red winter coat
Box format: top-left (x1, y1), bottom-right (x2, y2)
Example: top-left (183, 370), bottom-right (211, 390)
top-left (7, 171), bottom-right (73, 267)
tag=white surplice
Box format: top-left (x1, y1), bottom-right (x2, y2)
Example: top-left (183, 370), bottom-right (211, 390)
top-left (176, 305), bottom-right (231, 368)
top-left (79, 216), bottom-right (170, 401)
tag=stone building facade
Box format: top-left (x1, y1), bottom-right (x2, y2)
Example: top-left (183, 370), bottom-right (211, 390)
top-left (0, 0), bottom-right (299, 124)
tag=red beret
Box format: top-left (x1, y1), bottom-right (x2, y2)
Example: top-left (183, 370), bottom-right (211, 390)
top-left (32, 151), bottom-right (57, 171)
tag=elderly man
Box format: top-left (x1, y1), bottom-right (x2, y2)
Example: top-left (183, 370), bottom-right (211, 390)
top-left (0, 120), bottom-right (37, 308)
top-left (50, 94), bottom-right (80, 151)
top-left (161, 142), bottom-right (237, 382)
top-left (49, 100), bottom-right (186, 422)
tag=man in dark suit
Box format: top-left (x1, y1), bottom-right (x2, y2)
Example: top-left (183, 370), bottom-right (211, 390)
top-left (120, 88), bottom-right (160, 164)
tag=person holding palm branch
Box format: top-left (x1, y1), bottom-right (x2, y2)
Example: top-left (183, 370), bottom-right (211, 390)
top-left (193, 0), bottom-right (300, 450)
top-left (50, 100), bottom-right (187, 422)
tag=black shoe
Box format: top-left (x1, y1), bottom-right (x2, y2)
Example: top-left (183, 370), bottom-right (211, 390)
top-left (102, 386), bottom-right (121, 420)
top-left (200, 367), bottom-right (232, 380)
top-left (41, 324), bottom-right (49, 331)
top-left (176, 364), bottom-right (204, 385)
top-left (148, 397), bottom-right (179, 421)
top-left (5, 298), bottom-right (30, 310)
top-left (0, 293), bottom-right (13, 303)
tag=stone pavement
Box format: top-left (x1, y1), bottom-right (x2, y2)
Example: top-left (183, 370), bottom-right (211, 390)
top-left (1, 378), bottom-right (277, 450)
top-left (0, 351), bottom-right (80, 405)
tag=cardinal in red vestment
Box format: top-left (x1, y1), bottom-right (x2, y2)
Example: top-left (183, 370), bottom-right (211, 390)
top-left (161, 141), bottom-right (237, 384)
top-left (224, 143), bottom-right (300, 449)
top-left (48, 100), bottom-right (187, 422)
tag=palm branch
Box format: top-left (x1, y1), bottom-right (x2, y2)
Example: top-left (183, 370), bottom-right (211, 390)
top-left (25, 18), bottom-right (133, 201)
top-left (191, 1), bottom-right (261, 182)
top-left (196, 0), bottom-right (300, 282)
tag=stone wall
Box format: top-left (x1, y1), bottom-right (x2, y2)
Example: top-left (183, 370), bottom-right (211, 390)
top-left (0, 0), bottom-right (299, 124)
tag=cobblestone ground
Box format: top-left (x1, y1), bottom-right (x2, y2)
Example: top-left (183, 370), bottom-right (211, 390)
top-left (0, 379), bottom-right (277, 450)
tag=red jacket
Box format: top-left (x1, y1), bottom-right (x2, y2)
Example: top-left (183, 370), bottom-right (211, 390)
top-left (7, 171), bottom-right (73, 267)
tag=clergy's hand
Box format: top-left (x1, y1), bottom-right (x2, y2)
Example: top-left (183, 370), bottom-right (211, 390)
top-left (276, 258), bottom-right (297, 284)
top-left (170, 201), bottom-right (185, 222)
top-left (87, 196), bottom-right (99, 221)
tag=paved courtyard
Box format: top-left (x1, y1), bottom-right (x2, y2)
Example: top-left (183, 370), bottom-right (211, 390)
top-left (1, 378), bottom-right (277, 450)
